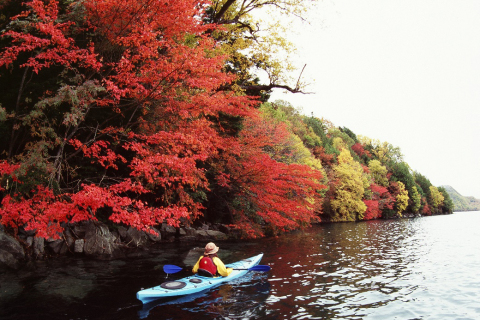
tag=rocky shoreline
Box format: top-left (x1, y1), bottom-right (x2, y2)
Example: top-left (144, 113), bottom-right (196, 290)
top-left (0, 221), bottom-right (236, 271)
top-left (0, 212), bottom-right (440, 271)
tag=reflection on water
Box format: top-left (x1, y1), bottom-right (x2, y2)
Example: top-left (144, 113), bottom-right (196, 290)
top-left (1, 212), bottom-right (480, 319)
top-left (261, 220), bottom-right (423, 319)
top-left (260, 213), bottom-right (480, 320)
top-left (139, 273), bottom-right (271, 319)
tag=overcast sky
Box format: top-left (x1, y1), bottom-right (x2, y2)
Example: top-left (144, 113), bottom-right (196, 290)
top-left (268, 0), bottom-right (480, 199)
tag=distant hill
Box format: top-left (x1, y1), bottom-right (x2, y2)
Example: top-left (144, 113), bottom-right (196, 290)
top-left (441, 186), bottom-right (480, 211)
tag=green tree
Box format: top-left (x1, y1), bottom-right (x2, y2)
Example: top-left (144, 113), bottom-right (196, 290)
top-left (414, 172), bottom-right (433, 205)
top-left (438, 186), bottom-right (454, 214)
top-left (266, 101), bottom-right (322, 148)
top-left (358, 136), bottom-right (403, 167)
top-left (411, 186), bottom-right (422, 214)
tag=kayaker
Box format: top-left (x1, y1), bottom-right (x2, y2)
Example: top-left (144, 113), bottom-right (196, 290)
top-left (192, 242), bottom-right (233, 277)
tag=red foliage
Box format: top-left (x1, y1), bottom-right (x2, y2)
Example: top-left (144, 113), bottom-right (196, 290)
top-left (351, 143), bottom-right (371, 159)
top-left (219, 113), bottom-right (326, 238)
top-left (362, 183), bottom-right (394, 220)
top-left (363, 199), bottom-right (381, 220)
top-left (0, 0), bottom-right (100, 73)
top-left (0, 0), bottom-right (257, 238)
top-left (226, 153), bottom-right (324, 237)
top-left (312, 146), bottom-right (336, 167)
top-left (0, 0), bottom-right (325, 240)
top-left (421, 201), bottom-right (432, 216)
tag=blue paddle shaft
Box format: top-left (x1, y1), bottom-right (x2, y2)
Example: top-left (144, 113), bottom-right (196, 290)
top-left (163, 264), bottom-right (270, 274)
top-left (235, 265), bottom-right (271, 272)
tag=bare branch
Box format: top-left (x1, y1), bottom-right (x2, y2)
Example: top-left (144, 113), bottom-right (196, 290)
top-left (240, 83), bottom-right (313, 94)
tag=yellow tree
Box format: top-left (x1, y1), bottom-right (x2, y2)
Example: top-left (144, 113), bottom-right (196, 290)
top-left (429, 186), bottom-right (444, 213)
top-left (330, 149), bottom-right (367, 221)
top-left (395, 181), bottom-right (409, 217)
top-left (368, 159), bottom-right (388, 187)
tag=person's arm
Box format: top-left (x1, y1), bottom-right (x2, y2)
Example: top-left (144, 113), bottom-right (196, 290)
top-left (213, 257), bottom-right (233, 277)
top-left (192, 256), bottom-right (203, 273)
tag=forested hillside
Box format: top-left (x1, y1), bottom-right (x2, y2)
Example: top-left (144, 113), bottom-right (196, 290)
top-left (442, 186), bottom-right (480, 211)
top-left (0, 0), bottom-right (453, 240)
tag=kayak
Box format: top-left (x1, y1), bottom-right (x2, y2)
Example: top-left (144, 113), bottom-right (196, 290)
top-left (136, 253), bottom-right (264, 304)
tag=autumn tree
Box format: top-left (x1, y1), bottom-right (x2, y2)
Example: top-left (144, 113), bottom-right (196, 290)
top-left (363, 183), bottom-right (394, 220)
top-left (329, 148), bottom-right (367, 221)
top-left (312, 146), bottom-right (336, 167)
top-left (329, 128), bottom-right (356, 151)
top-left (351, 142), bottom-right (372, 163)
top-left (368, 159), bottom-right (389, 187)
top-left (395, 181), bottom-right (409, 217)
top-left (210, 108), bottom-right (326, 237)
top-left (410, 186), bottom-right (422, 214)
top-left (358, 136), bottom-right (403, 167)
top-left (438, 186), bottom-right (454, 214)
top-left (268, 101), bottom-right (323, 148)
top-left (414, 172), bottom-right (433, 212)
top-left (207, 0), bottom-right (317, 97)
top-left (429, 186), bottom-right (444, 214)
top-left (0, 0), bottom-right (257, 238)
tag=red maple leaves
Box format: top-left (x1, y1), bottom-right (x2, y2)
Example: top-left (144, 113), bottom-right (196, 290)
top-left (0, 0), bottom-right (326, 239)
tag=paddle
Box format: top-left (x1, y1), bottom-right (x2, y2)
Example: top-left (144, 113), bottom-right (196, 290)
top-left (163, 264), bottom-right (271, 274)
top-left (163, 264), bottom-right (183, 274)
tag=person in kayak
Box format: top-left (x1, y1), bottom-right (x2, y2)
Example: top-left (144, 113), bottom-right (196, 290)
top-left (192, 242), bottom-right (233, 277)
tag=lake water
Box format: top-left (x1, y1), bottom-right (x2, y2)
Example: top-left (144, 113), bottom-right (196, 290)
top-left (1, 211), bottom-right (479, 319)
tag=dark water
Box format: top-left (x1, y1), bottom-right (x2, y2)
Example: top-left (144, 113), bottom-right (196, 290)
top-left (1, 212), bottom-right (480, 319)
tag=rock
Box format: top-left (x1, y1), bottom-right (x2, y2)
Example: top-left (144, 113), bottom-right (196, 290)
top-left (178, 228), bottom-right (187, 236)
top-left (160, 223), bottom-right (177, 238)
top-left (83, 221), bottom-right (125, 260)
top-left (20, 227), bottom-right (36, 237)
top-left (117, 226), bottom-right (128, 240)
top-left (35, 273), bottom-right (95, 301)
top-left (26, 236), bottom-right (34, 247)
top-left (0, 251), bottom-right (21, 270)
top-left (125, 227), bottom-right (148, 247)
top-left (74, 239), bottom-right (84, 253)
top-left (146, 227), bottom-right (162, 242)
top-left (218, 224), bottom-right (231, 234)
top-left (0, 231), bottom-right (25, 270)
top-left (65, 228), bottom-right (76, 249)
top-left (0, 231), bottom-right (25, 259)
top-left (48, 239), bottom-right (65, 254)
top-left (33, 237), bottom-right (45, 257)
top-left (184, 227), bottom-right (197, 237)
top-left (178, 236), bottom-right (197, 242)
top-left (73, 223), bottom-right (88, 238)
top-left (183, 247), bottom-right (204, 266)
top-left (195, 229), bottom-right (228, 241)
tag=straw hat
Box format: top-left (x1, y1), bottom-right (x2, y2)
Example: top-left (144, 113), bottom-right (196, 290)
top-left (204, 242), bottom-right (219, 255)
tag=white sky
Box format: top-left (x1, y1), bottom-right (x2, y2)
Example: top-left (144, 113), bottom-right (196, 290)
top-left (268, 0), bottom-right (480, 198)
